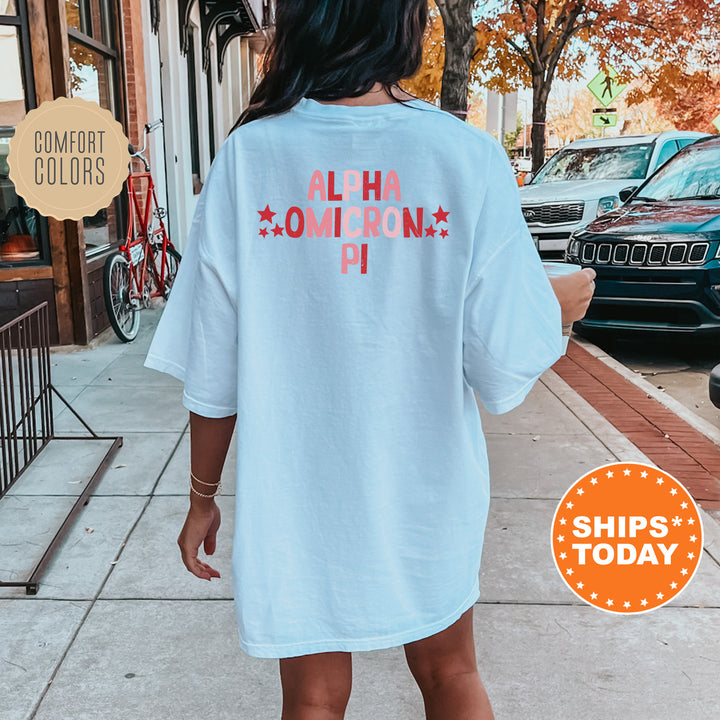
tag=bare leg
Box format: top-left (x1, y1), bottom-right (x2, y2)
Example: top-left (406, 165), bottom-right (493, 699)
top-left (279, 651), bottom-right (352, 720)
top-left (404, 605), bottom-right (495, 720)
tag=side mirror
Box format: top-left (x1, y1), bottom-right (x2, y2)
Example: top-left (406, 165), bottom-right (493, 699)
top-left (523, 172), bottom-right (534, 186)
top-left (710, 363), bottom-right (720, 409)
top-left (619, 186), bottom-right (637, 203)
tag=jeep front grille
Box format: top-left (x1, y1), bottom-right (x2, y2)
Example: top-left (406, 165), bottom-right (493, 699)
top-left (578, 240), bottom-right (709, 266)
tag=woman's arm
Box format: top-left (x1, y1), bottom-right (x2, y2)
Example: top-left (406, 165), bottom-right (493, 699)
top-left (189, 410), bottom-right (237, 505)
top-left (176, 411), bottom-right (237, 581)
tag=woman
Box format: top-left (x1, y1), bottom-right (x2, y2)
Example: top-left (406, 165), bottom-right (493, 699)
top-left (145, 1), bottom-right (596, 718)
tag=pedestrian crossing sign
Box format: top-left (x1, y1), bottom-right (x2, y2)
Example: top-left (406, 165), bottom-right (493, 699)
top-left (587, 66), bottom-right (627, 107)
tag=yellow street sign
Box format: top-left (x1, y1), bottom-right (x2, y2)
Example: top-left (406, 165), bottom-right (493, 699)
top-left (593, 113), bottom-right (618, 128)
top-left (713, 113), bottom-right (720, 133)
top-left (587, 66), bottom-right (627, 107)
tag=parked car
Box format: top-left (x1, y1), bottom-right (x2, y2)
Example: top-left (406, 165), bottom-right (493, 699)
top-left (521, 131), bottom-right (709, 259)
top-left (564, 135), bottom-right (720, 341)
top-left (512, 156), bottom-right (533, 173)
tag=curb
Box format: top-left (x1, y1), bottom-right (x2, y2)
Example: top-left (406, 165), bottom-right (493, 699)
top-left (548, 335), bottom-right (720, 539)
top-left (541, 369), bottom-right (651, 465)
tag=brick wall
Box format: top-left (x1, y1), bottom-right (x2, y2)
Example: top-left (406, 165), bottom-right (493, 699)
top-left (121, 0), bottom-right (149, 149)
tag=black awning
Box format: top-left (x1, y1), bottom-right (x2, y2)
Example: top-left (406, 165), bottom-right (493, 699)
top-left (216, 18), bottom-right (253, 82)
top-left (177, 0), bottom-right (261, 76)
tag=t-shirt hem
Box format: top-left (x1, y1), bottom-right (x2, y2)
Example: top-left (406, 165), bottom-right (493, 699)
top-left (144, 353), bottom-right (186, 382)
top-left (144, 354), bottom-right (237, 418)
top-left (236, 578), bottom-right (481, 659)
top-left (181, 392), bottom-right (237, 418)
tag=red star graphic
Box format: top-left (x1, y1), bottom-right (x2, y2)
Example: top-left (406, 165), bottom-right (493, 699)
top-left (425, 225), bottom-right (436, 237)
top-left (440, 228), bottom-right (449, 238)
top-left (258, 204), bottom-right (276, 223)
top-left (432, 205), bottom-right (450, 224)
top-left (258, 227), bottom-right (269, 237)
top-left (272, 224), bottom-right (284, 237)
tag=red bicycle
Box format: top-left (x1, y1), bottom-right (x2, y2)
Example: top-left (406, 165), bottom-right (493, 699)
top-left (103, 119), bottom-right (181, 342)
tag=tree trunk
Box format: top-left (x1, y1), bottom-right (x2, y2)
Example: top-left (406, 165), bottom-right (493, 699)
top-left (531, 75), bottom-right (550, 172)
top-left (436, 0), bottom-right (476, 119)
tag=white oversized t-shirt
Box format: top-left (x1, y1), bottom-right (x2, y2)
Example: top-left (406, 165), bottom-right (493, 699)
top-left (144, 96), bottom-right (564, 658)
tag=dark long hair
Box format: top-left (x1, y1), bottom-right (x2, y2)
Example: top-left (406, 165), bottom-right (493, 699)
top-left (229, 0), bottom-right (428, 133)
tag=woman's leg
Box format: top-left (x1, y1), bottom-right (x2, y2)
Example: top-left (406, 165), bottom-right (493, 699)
top-left (403, 605), bottom-right (495, 720)
top-left (278, 651), bottom-right (352, 720)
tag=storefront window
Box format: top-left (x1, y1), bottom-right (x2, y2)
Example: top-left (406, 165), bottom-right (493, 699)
top-left (68, 41), bottom-right (117, 127)
top-left (0, 6), bottom-right (45, 265)
top-left (98, 0), bottom-right (114, 47)
top-left (67, 0), bottom-right (123, 256)
top-left (64, 0), bottom-right (90, 33)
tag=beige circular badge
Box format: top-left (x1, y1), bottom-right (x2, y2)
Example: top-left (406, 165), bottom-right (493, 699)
top-left (7, 96), bottom-right (131, 221)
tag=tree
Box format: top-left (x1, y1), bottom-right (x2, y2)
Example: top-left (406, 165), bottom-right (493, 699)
top-left (404, 2), bottom-right (720, 161)
top-left (636, 71), bottom-right (720, 134)
top-left (478, 1), bottom-right (720, 170)
top-left (400, 1), bottom-right (445, 104)
top-left (402, 1), bottom-right (488, 117)
top-left (434, 0), bottom-right (477, 117)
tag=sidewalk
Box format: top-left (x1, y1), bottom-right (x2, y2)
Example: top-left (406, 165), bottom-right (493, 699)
top-left (2, 308), bottom-right (720, 719)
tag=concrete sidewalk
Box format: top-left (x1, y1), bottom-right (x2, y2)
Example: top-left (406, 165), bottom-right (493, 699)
top-left (2, 308), bottom-right (720, 719)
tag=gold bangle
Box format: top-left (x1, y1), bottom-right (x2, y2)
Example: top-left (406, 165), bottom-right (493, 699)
top-left (190, 480), bottom-right (222, 498)
top-left (190, 470), bottom-right (221, 487)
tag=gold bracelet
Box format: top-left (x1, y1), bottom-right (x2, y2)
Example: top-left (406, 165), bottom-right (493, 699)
top-left (190, 470), bottom-right (221, 487)
top-left (190, 479), bottom-right (222, 498)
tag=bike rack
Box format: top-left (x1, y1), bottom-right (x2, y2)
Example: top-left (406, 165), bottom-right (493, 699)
top-left (0, 302), bottom-right (123, 595)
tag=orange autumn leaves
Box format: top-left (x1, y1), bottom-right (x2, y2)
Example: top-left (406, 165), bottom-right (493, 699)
top-left (402, 0), bottom-right (720, 134)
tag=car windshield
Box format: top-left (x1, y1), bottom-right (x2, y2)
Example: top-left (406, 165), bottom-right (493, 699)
top-left (532, 143), bottom-right (654, 183)
top-left (632, 144), bottom-right (720, 202)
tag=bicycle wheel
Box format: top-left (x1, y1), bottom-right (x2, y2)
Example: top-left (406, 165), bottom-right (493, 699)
top-left (103, 251), bottom-right (140, 342)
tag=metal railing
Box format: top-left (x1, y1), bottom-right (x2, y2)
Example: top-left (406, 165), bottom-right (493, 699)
top-left (0, 303), bottom-right (53, 494)
top-left (0, 303), bottom-right (122, 594)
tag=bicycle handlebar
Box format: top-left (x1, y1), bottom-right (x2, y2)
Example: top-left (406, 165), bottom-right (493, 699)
top-left (145, 119), bottom-right (163, 134)
top-left (138, 119), bottom-right (163, 155)
top-left (128, 119), bottom-right (163, 169)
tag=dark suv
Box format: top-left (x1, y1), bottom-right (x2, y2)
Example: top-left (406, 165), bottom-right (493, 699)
top-left (565, 136), bottom-right (720, 340)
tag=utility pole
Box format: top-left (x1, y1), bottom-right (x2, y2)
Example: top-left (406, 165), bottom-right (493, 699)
top-left (498, 93), bottom-right (506, 149)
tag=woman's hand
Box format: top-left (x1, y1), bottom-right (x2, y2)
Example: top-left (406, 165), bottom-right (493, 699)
top-left (177, 502), bottom-right (221, 581)
top-left (549, 268), bottom-right (597, 324)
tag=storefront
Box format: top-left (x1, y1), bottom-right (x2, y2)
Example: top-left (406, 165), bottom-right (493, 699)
top-left (0, 0), bottom-right (271, 345)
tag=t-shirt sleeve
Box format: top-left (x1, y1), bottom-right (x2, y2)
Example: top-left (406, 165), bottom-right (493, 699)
top-left (143, 138), bottom-right (238, 419)
top-left (463, 139), bottom-right (564, 415)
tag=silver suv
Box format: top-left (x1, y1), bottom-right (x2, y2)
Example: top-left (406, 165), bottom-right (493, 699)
top-left (520, 131), bottom-right (709, 259)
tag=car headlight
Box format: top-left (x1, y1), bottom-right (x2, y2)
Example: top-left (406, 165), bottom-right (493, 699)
top-left (597, 196), bottom-right (620, 217)
top-left (568, 238), bottom-right (582, 257)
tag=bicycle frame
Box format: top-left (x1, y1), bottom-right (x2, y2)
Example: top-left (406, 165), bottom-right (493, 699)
top-left (121, 170), bottom-right (176, 303)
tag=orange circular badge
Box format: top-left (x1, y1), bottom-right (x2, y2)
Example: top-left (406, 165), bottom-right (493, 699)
top-left (551, 462), bottom-right (702, 614)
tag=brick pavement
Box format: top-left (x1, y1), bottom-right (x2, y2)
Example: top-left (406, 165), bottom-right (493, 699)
top-left (554, 340), bottom-right (720, 510)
